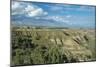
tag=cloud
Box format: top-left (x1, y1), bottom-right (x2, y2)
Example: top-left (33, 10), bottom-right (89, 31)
top-left (25, 5), bottom-right (46, 17)
top-left (66, 15), bottom-right (71, 18)
top-left (43, 15), bottom-right (71, 24)
top-left (12, 1), bottom-right (48, 17)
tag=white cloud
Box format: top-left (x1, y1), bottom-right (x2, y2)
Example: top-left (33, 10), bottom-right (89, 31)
top-left (66, 15), bottom-right (71, 18)
top-left (12, 1), bottom-right (20, 9)
top-left (12, 1), bottom-right (48, 17)
top-left (44, 15), bottom-right (70, 24)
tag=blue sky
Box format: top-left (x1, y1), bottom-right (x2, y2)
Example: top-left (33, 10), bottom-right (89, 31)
top-left (11, 1), bottom-right (96, 29)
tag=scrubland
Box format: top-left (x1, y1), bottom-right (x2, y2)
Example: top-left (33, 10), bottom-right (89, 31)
top-left (11, 27), bottom-right (96, 66)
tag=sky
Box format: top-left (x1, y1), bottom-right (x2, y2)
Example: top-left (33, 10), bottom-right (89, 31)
top-left (11, 1), bottom-right (96, 29)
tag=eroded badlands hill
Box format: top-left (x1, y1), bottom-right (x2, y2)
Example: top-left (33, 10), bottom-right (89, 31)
top-left (11, 28), bottom-right (96, 66)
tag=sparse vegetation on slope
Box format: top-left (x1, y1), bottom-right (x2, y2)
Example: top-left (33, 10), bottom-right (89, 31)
top-left (11, 27), bottom-right (96, 66)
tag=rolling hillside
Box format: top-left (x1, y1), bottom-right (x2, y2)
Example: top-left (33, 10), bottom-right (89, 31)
top-left (11, 27), bottom-right (96, 66)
